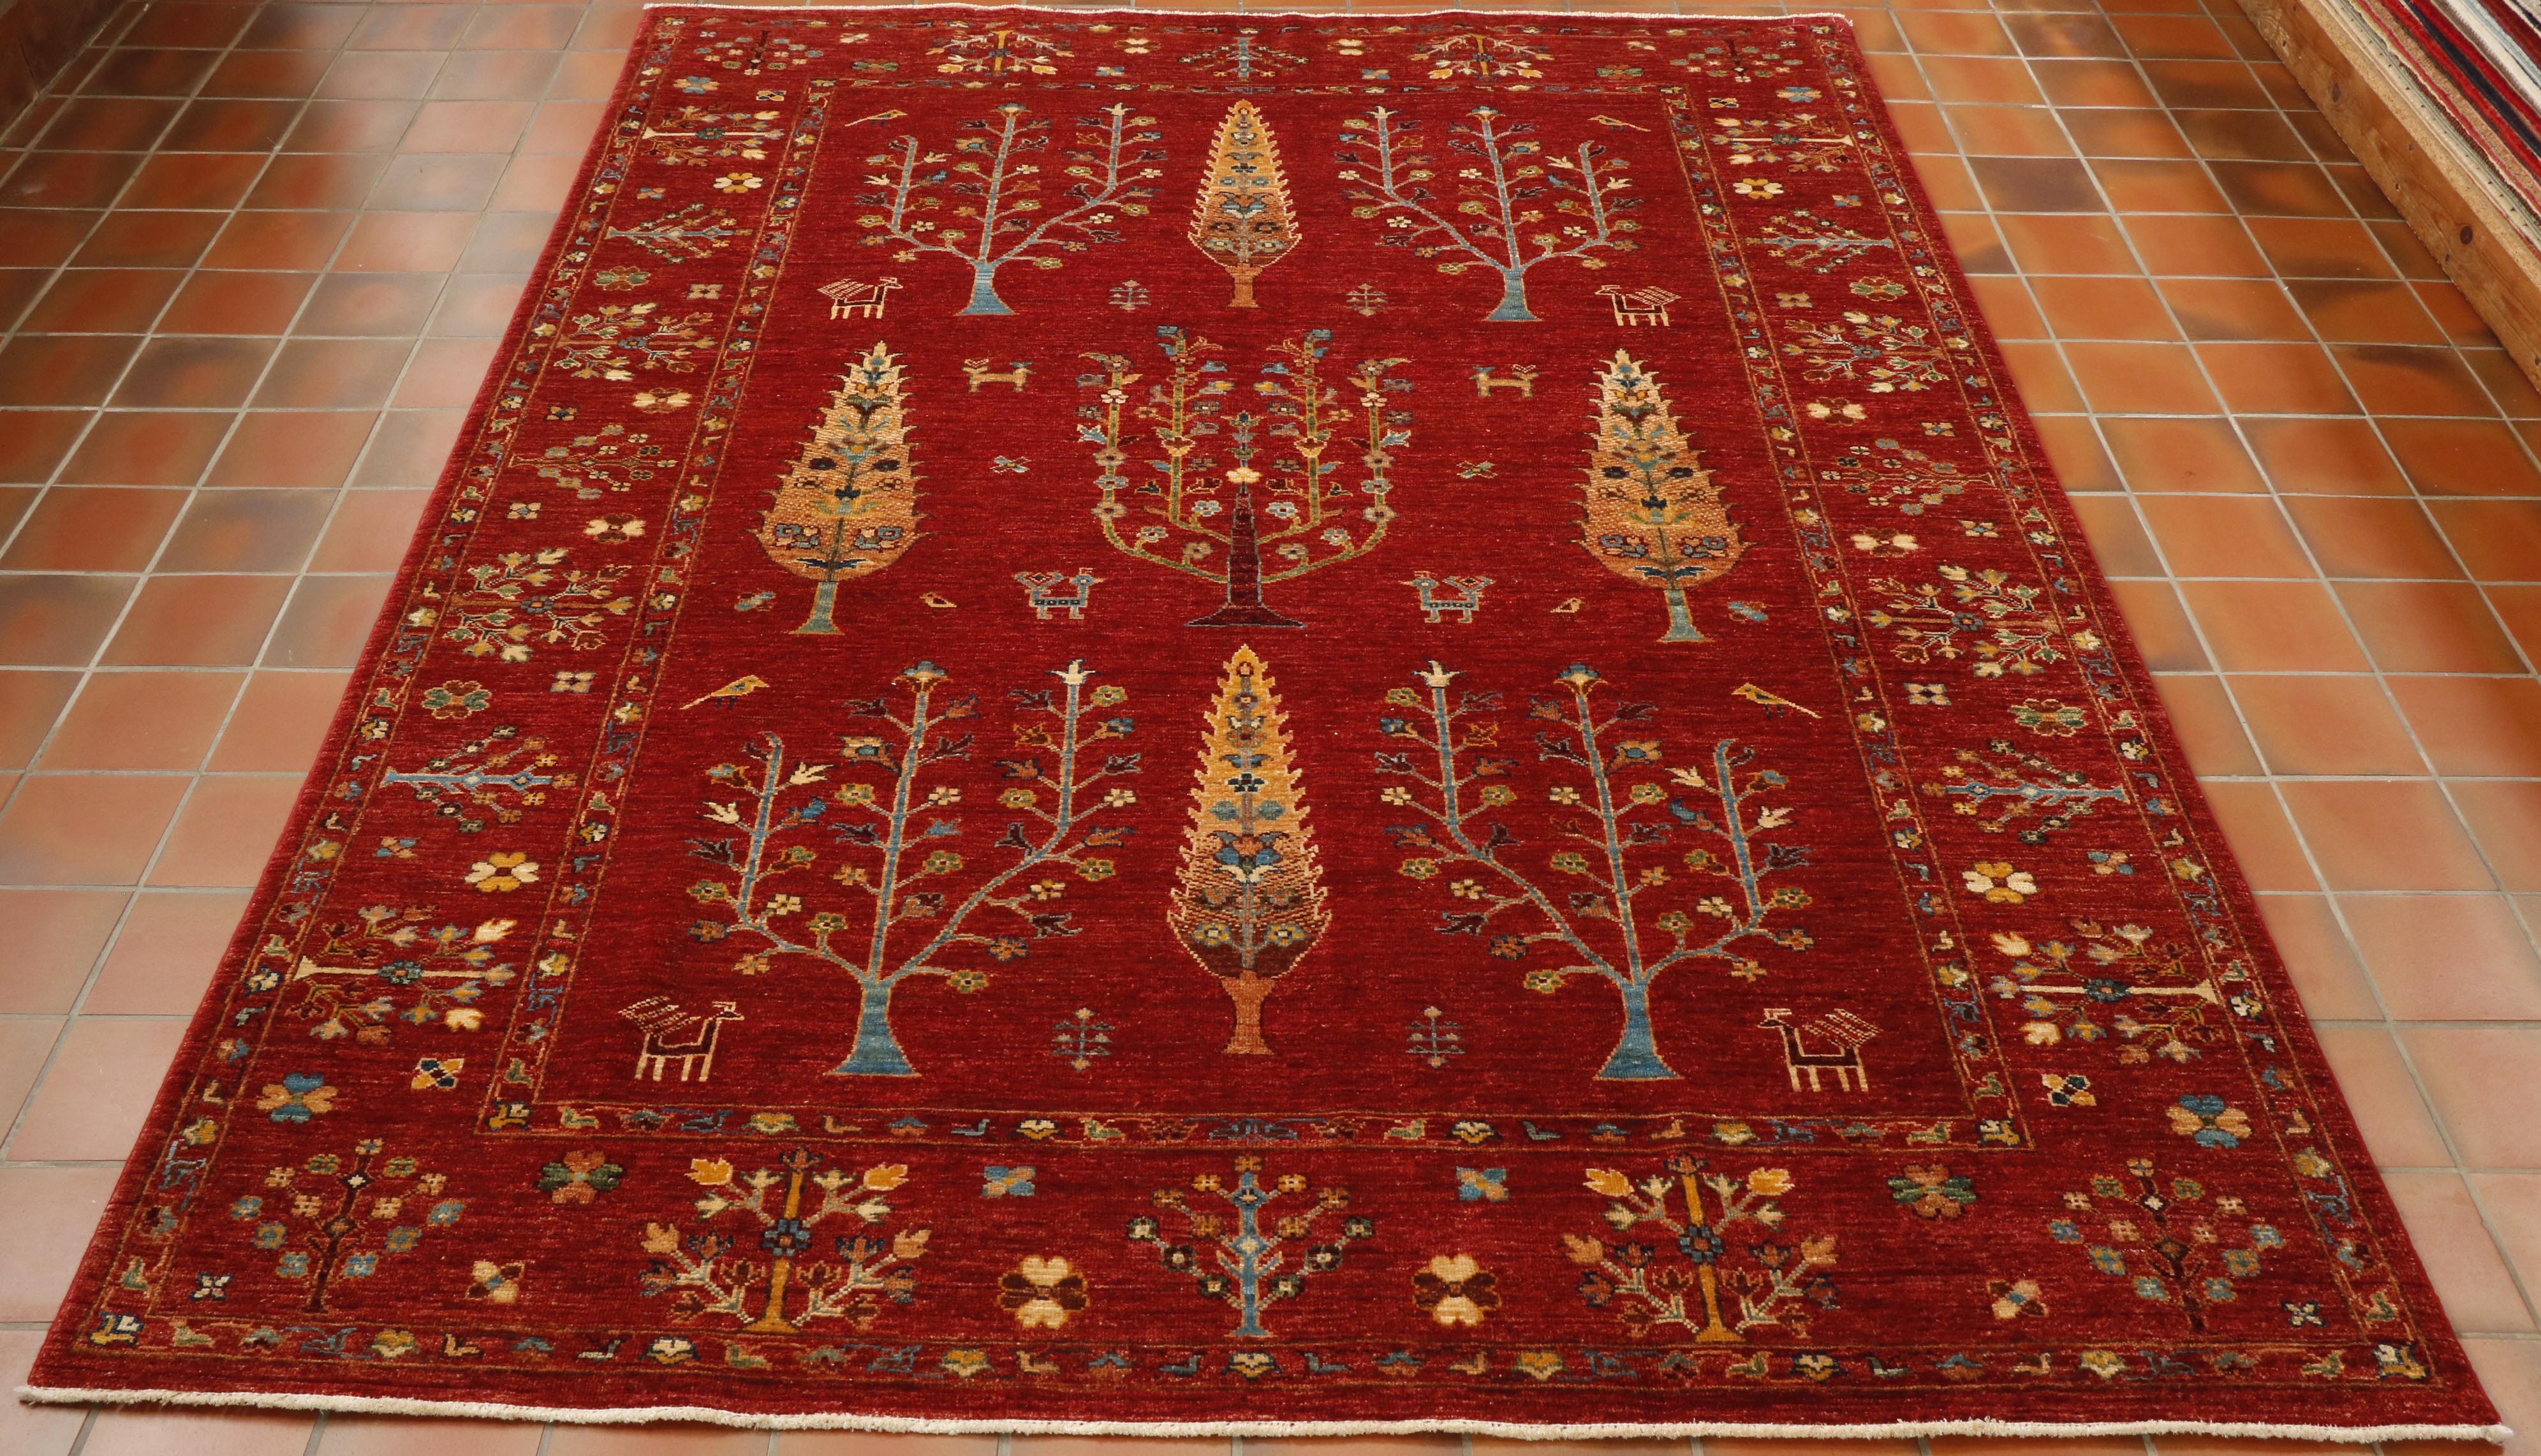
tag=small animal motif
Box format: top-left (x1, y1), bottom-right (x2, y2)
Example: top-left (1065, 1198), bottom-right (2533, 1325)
top-left (1598, 283), bottom-right (1681, 327)
top-left (621, 997), bottom-right (744, 1082)
top-left (1471, 364), bottom-right (1538, 399)
top-left (1760, 1006), bottom-right (1880, 1092)
top-left (1456, 460), bottom-right (1498, 480)
top-left (682, 675), bottom-right (769, 710)
top-left (818, 276), bottom-right (901, 320)
top-left (991, 455), bottom-right (1031, 474)
top-left (1406, 572), bottom-right (1491, 624)
top-left (1015, 569), bottom-right (1100, 621)
top-left (962, 358), bottom-right (1031, 392)
top-left (1731, 681), bottom-right (1820, 719)
top-left (921, 591), bottom-right (958, 609)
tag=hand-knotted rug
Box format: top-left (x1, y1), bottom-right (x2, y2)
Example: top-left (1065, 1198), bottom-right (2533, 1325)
top-left (24, 4), bottom-right (2509, 1441)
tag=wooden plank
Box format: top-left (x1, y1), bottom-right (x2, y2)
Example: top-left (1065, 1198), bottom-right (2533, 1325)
top-left (2239, 0), bottom-right (2541, 387)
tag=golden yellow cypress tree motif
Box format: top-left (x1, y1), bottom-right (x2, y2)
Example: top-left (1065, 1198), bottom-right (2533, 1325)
top-left (1168, 646), bottom-right (1329, 1055)
top-left (755, 341), bottom-right (921, 635)
top-left (1188, 101), bottom-right (1298, 309)
top-left (1580, 349), bottom-right (1746, 643)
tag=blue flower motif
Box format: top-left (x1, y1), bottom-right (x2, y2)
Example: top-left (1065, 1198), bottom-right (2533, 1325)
top-left (253, 1223), bottom-right (288, 1250)
top-left (427, 1200), bottom-right (464, 1226)
top-left (229, 1196), bottom-right (262, 1221)
top-left (384, 1226), bottom-right (422, 1254)
top-left (2132, 1275), bottom-right (2169, 1302)
top-left (276, 1253), bottom-right (310, 1279)
top-left (344, 1253), bottom-right (379, 1278)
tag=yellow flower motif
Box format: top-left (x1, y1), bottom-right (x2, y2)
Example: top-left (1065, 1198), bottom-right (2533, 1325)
top-left (1746, 1167), bottom-right (1794, 1196)
top-left (1961, 861), bottom-right (2037, 904)
top-left (688, 1159), bottom-right (734, 1186)
top-left (464, 851), bottom-right (540, 892)
top-left (713, 172), bottom-right (764, 193)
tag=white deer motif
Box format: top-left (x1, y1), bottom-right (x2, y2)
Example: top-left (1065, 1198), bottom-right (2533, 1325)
top-left (820, 277), bottom-right (902, 320)
top-left (622, 996), bottom-right (744, 1082)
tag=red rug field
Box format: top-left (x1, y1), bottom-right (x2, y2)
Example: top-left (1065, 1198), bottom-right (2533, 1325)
top-left (23, 4), bottom-right (2508, 1439)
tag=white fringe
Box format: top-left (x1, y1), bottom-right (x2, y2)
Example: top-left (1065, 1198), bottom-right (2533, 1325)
top-left (13, 1385), bottom-right (2515, 1441)
top-left (638, 3), bottom-right (1867, 24)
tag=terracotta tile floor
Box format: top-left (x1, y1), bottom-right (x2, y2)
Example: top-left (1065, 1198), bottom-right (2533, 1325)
top-left (2, 0), bottom-right (2539, 1449)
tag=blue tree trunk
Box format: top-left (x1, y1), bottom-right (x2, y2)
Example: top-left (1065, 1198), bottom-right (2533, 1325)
top-left (1485, 267), bottom-right (1538, 323)
top-left (831, 977), bottom-right (917, 1077)
top-left (1598, 979), bottom-right (1679, 1080)
top-left (961, 263), bottom-right (1013, 317)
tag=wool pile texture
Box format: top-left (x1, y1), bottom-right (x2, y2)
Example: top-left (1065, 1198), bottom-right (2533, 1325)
top-left (24, 6), bottom-right (2507, 1439)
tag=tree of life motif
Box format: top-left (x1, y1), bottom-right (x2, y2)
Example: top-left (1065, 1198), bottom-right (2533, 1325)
top-left (238, 1140), bottom-right (462, 1314)
top-left (639, 1150), bottom-right (926, 1334)
top-left (1336, 105), bottom-right (1638, 323)
top-left (1565, 1158), bottom-right (1837, 1343)
top-left (1169, 646), bottom-right (1329, 1055)
top-left (1127, 1158), bottom-right (1372, 1338)
top-left (855, 103), bottom-right (1163, 316)
top-left (1376, 663), bottom-right (1814, 1081)
top-left (1189, 101), bottom-right (1298, 309)
top-left (1985, 925), bottom-right (2227, 1064)
top-left (2049, 1159), bottom-right (2278, 1334)
top-left (1582, 351), bottom-right (1747, 643)
top-left (282, 905), bottom-right (519, 1043)
top-left (1079, 327), bottom-right (1413, 628)
top-left (754, 340), bottom-right (920, 635)
top-left (685, 661), bottom-right (1138, 1077)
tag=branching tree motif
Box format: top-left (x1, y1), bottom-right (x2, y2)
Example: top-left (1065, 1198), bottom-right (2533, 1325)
top-left (541, 302), bottom-right (714, 378)
top-left (280, 906), bottom-right (519, 1041)
top-left (1862, 564), bottom-right (2082, 677)
top-left (1169, 646), bottom-right (1329, 1055)
top-left (2049, 1159), bottom-right (2278, 1333)
top-left (1337, 105), bottom-right (1639, 322)
top-left (1128, 1158), bottom-right (1372, 1338)
top-left (685, 661), bottom-right (1138, 1077)
top-left (524, 423), bottom-right (661, 499)
top-left (755, 340), bottom-right (922, 636)
top-left (1412, 31), bottom-right (1553, 80)
top-left (640, 1150), bottom-right (925, 1334)
top-left (1580, 351), bottom-right (1746, 643)
top-left (1986, 924), bottom-right (2225, 1064)
top-left (1375, 663), bottom-right (1814, 1081)
top-left (1566, 1158), bottom-right (1837, 1343)
top-left (855, 103), bottom-right (1163, 316)
top-left (1079, 327), bottom-right (1413, 628)
top-left (417, 549), bottom-right (633, 661)
top-left (1189, 101), bottom-right (1298, 309)
top-left (237, 1140), bottom-right (462, 1314)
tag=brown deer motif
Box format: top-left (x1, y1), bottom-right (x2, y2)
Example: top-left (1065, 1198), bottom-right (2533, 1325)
top-left (622, 996), bottom-right (744, 1082)
top-left (1760, 1006), bottom-right (1878, 1092)
top-left (962, 358), bottom-right (1031, 392)
top-left (1471, 364), bottom-right (1538, 399)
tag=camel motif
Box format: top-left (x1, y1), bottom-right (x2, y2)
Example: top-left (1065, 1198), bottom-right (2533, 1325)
top-left (820, 277), bottom-right (901, 320)
top-left (1598, 283), bottom-right (1681, 328)
top-left (1471, 364), bottom-right (1538, 399)
top-left (622, 996), bottom-right (744, 1082)
top-left (1760, 1006), bottom-right (1878, 1092)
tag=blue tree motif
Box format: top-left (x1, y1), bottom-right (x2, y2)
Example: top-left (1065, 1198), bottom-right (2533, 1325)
top-left (1376, 663), bottom-right (1815, 1080)
top-left (684, 661), bottom-right (1138, 1077)
top-left (855, 103), bottom-right (1163, 316)
top-left (1128, 1158), bottom-right (1372, 1338)
top-left (1336, 105), bottom-right (1639, 323)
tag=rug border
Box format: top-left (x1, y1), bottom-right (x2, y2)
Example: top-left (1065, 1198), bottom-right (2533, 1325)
top-left (19, 4), bottom-right (2511, 1443)
top-left (11, 1385), bottom-right (2517, 1441)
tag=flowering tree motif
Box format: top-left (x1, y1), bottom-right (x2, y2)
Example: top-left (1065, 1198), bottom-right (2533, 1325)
top-left (1181, 29), bottom-right (1306, 79)
top-left (542, 302), bottom-right (715, 378)
top-left (1565, 1158), bottom-right (1836, 1342)
top-left (640, 1150), bottom-right (925, 1334)
top-left (278, 905), bottom-right (519, 1041)
top-left (232, 1140), bottom-right (462, 1313)
top-left (1128, 1158), bottom-right (1372, 1338)
top-left (855, 103), bottom-right (1163, 316)
top-left (416, 549), bottom-right (633, 662)
top-left (381, 725), bottom-right (568, 833)
top-left (1580, 351), bottom-right (1746, 643)
top-left (639, 108), bottom-right (783, 166)
top-left (754, 340), bottom-right (922, 635)
top-left (1818, 437), bottom-right (1968, 515)
top-left (684, 661), bottom-right (1138, 1077)
top-left (1861, 564), bottom-right (2083, 677)
top-left (2049, 1159), bottom-right (2280, 1333)
top-left (522, 423), bottom-right (661, 499)
top-left (1168, 646), bottom-right (1329, 1055)
top-left (1411, 31), bottom-right (1552, 80)
top-left (1985, 924), bottom-right (2226, 1063)
top-left (1711, 112), bottom-right (1859, 172)
top-left (604, 204), bottom-right (749, 263)
top-left (1919, 740), bottom-right (2127, 842)
top-left (927, 24), bottom-right (1070, 76)
top-left (1376, 663), bottom-right (1815, 1080)
top-left (1079, 327), bottom-right (1413, 628)
top-left (1337, 105), bottom-right (1639, 322)
top-left (1749, 210), bottom-right (1895, 272)
top-left (1781, 310), bottom-right (1954, 392)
